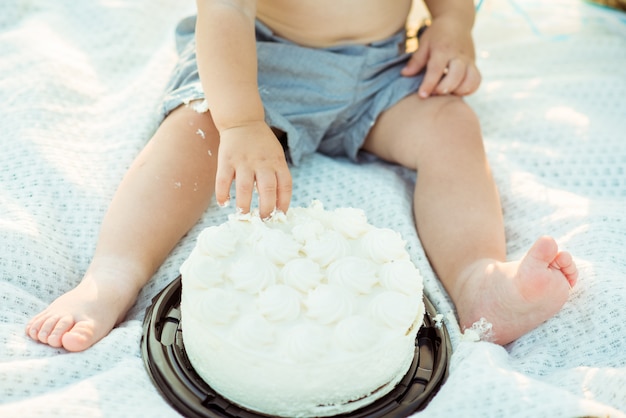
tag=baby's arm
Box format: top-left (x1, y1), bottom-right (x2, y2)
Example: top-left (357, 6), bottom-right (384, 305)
top-left (402, 0), bottom-right (481, 98)
top-left (195, 0), bottom-right (292, 217)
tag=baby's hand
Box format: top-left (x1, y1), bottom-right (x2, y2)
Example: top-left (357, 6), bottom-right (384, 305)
top-left (402, 17), bottom-right (481, 98)
top-left (215, 122), bottom-right (292, 218)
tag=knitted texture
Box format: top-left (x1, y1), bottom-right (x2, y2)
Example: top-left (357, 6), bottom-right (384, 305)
top-left (1, 0), bottom-right (625, 417)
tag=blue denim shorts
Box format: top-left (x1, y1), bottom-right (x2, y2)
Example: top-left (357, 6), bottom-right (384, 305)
top-left (161, 16), bottom-right (424, 165)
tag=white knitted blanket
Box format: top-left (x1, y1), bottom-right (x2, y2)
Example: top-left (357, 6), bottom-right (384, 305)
top-left (1, 0), bottom-right (625, 416)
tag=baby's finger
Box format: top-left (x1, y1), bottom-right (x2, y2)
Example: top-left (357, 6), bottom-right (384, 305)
top-left (402, 45), bottom-right (429, 77)
top-left (214, 165), bottom-right (234, 207)
top-left (434, 58), bottom-right (465, 95)
top-left (254, 168), bottom-right (278, 219)
top-left (418, 57), bottom-right (448, 98)
top-left (234, 167), bottom-right (255, 214)
top-left (275, 166), bottom-right (292, 214)
top-left (454, 65), bottom-right (482, 96)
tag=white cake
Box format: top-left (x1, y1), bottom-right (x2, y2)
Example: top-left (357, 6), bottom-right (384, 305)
top-left (180, 201), bottom-right (425, 418)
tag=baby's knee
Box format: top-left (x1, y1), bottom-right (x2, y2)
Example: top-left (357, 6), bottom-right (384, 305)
top-left (418, 96), bottom-right (485, 161)
top-left (432, 96), bottom-right (480, 128)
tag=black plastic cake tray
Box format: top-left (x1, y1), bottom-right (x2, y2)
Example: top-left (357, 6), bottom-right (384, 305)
top-left (141, 276), bottom-right (451, 418)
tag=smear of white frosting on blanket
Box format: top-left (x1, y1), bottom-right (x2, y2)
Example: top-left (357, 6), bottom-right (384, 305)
top-left (461, 317), bottom-right (494, 342)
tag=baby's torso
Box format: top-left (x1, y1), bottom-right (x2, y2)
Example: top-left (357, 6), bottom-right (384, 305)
top-left (257, 0), bottom-right (413, 47)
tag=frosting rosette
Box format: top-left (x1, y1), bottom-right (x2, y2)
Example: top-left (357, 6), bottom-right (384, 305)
top-left (194, 288), bottom-right (239, 325)
top-left (302, 230), bottom-right (350, 267)
top-left (291, 219), bottom-right (325, 244)
top-left (369, 290), bottom-right (420, 330)
top-left (283, 323), bottom-right (330, 363)
top-left (280, 258), bottom-right (324, 292)
top-left (304, 284), bottom-right (355, 324)
top-left (379, 259), bottom-right (423, 296)
top-left (180, 254), bottom-right (224, 290)
top-left (289, 199), bottom-right (327, 224)
top-left (257, 284), bottom-right (302, 322)
top-left (197, 224), bottom-right (239, 258)
top-left (228, 255), bottom-right (277, 293)
top-left (327, 256), bottom-right (379, 294)
top-left (331, 207), bottom-right (372, 239)
top-left (360, 228), bottom-right (410, 263)
top-left (256, 228), bottom-right (301, 265)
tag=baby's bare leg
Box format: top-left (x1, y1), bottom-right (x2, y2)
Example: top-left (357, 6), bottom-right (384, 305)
top-left (363, 94), bottom-right (578, 345)
top-left (25, 105), bottom-right (220, 352)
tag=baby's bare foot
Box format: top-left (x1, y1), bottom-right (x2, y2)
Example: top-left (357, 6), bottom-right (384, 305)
top-left (25, 270), bottom-right (140, 352)
top-left (455, 236), bottom-right (578, 345)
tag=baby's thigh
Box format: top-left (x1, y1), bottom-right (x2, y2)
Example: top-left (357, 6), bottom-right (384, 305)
top-left (363, 94), bottom-right (482, 169)
top-left (144, 103), bottom-right (221, 182)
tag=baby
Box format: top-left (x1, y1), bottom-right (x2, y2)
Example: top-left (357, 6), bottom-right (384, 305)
top-left (26, 0), bottom-right (578, 351)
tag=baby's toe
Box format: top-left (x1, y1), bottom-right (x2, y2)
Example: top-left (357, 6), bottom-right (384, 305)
top-left (62, 321), bottom-right (97, 352)
top-left (35, 315), bottom-right (62, 343)
top-left (46, 316), bottom-right (76, 348)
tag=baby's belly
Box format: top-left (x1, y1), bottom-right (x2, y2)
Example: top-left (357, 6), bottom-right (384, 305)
top-left (256, 0), bottom-right (413, 48)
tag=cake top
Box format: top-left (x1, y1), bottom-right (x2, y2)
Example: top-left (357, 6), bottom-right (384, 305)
top-left (180, 200), bottom-right (424, 364)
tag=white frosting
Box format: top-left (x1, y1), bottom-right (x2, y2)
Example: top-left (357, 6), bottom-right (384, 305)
top-left (291, 219), bottom-right (325, 243)
top-left (179, 253), bottom-right (224, 290)
top-left (280, 258), bottom-right (323, 292)
top-left (189, 288), bottom-right (239, 325)
top-left (284, 323), bottom-right (330, 363)
top-left (361, 228), bottom-right (410, 263)
top-left (304, 284), bottom-right (355, 324)
top-left (255, 228), bottom-right (301, 265)
top-left (331, 207), bottom-right (372, 238)
top-left (334, 315), bottom-right (380, 352)
top-left (227, 255), bottom-right (276, 293)
top-left (180, 200), bottom-right (425, 418)
top-left (303, 230), bottom-right (350, 266)
top-left (327, 256), bottom-right (379, 294)
top-left (197, 224), bottom-right (238, 257)
top-left (231, 314), bottom-right (276, 347)
top-left (379, 259), bottom-right (424, 295)
top-left (370, 291), bottom-right (420, 330)
top-left (257, 284), bottom-right (301, 322)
